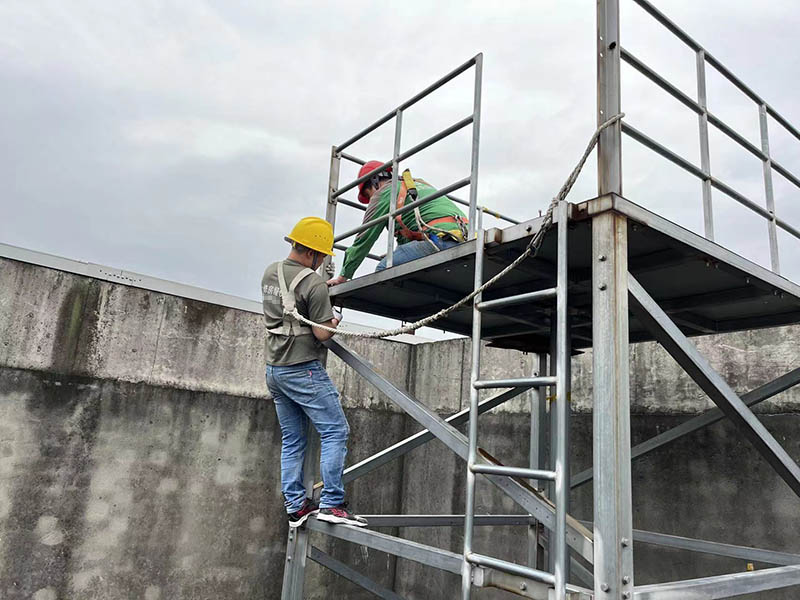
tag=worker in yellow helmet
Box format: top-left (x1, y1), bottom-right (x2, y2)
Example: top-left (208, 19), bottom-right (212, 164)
top-left (261, 216), bottom-right (367, 529)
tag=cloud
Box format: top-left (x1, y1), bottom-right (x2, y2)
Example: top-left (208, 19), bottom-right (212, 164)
top-left (1, 0), bottom-right (799, 310)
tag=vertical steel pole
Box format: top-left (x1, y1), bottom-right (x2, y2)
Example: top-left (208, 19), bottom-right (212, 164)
top-left (596, 0), bottom-right (634, 598)
top-left (696, 51), bottom-right (715, 241)
top-left (528, 352), bottom-right (549, 570)
top-left (281, 429), bottom-right (319, 599)
top-left (592, 213), bottom-right (634, 598)
top-left (759, 104), bottom-right (781, 274)
top-left (467, 54), bottom-right (483, 239)
top-left (547, 324), bottom-right (557, 573)
top-left (554, 201), bottom-right (571, 600)
top-left (597, 1), bottom-right (622, 196)
top-left (323, 147), bottom-right (341, 277)
top-left (386, 109), bottom-right (403, 269)
top-left (461, 223), bottom-right (485, 599)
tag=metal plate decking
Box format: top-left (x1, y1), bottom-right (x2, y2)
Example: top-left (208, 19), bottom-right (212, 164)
top-left (329, 194), bottom-right (800, 352)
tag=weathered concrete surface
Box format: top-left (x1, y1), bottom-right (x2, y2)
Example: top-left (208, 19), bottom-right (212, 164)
top-left (2, 255), bottom-right (800, 599)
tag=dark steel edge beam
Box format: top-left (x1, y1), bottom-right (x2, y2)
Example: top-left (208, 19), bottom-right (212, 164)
top-left (609, 196), bottom-right (800, 300)
top-left (633, 564), bottom-right (800, 600)
top-left (571, 366), bottom-right (800, 488)
top-left (341, 386), bottom-right (526, 485)
top-left (669, 312), bottom-right (717, 334)
top-left (306, 520), bottom-right (463, 575)
top-left (309, 546), bottom-right (406, 600)
top-left (325, 339), bottom-right (594, 563)
top-left (628, 274), bottom-right (800, 497)
top-left (655, 286), bottom-right (762, 312)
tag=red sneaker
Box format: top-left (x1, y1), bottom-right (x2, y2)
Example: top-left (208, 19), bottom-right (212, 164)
top-left (316, 503), bottom-right (368, 527)
top-left (288, 498), bottom-right (319, 529)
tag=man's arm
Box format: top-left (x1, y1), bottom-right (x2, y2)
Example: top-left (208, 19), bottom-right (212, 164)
top-left (335, 191), bottom-right (390, 282)
top-left (312, 317), bottom-right (340, 342)
top-left (305, 276), bottom-right (338, 341)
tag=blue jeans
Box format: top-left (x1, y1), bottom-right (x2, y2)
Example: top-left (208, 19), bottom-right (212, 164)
top-left (376, 235), bottom-right (459, 271)
top-left (266, 360), bottom-right (350, 513)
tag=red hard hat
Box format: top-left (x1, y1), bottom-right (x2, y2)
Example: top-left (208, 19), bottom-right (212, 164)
top-left (357, 160), bottom-right (390, 204)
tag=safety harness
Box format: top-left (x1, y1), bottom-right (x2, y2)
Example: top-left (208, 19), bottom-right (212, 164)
top-left (394, 169), bottom-right (469, 246)
top-left (265, 262), bottom-right (316, 337)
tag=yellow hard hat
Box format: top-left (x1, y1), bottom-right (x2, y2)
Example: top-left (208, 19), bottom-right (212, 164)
top-left (285, 216), bottom-right (334, 256)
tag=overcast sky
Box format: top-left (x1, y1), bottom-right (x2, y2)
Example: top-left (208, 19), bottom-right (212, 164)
top-left (2, 1), bottom-right (799, 330)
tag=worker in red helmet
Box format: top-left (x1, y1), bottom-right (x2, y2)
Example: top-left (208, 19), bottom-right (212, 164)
top-left (327, 161), bottom-right (469, 286)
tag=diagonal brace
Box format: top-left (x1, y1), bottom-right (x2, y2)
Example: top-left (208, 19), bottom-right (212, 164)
top-left (571, 365), bottom-right (800, 488)
top-left (340, 386), bottom-right (527, 486)
top-left (325, 339), bottom-right (594, 563)
top-left (628, 274), bottom-right (800, 497)
top-left (309, 546), bottom-right (406, 600)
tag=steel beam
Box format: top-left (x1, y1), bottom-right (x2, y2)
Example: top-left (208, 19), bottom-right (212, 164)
top-left (307, 519), bottom-right (462, 575)
top-left (360, 514), bottom-right (535, 528)
top-left (633, 564), bottom-right (800, 600)
top-left (591, 210), bottom-right (634, 598)
top-left (571, 365), bottom-right (800, 488)
top-left (309, 546), bottom-right (406, 600)
top-left (628, 275), bottom-right (800, 497)
top-left (696, 49), bottom-right (714, 240)
top-left (339, 386), bottom-right (527, 486)
top-left (324, 339), bottom-right (595, 563)
top-left (632, 529), bottom-right (800, 566)
top-left (554, 201), bottom-right (571, 600)
top-left (280, 427), bottom-right (319, 599)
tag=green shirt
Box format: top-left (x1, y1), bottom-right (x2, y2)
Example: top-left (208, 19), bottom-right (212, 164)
top-left (262, 259), bottom-right (334, 366)
top-left (340, 179), bottom-right (467, 279)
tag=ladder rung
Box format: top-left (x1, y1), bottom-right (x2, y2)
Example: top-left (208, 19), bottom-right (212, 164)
top-left (470, 464), bottom-right (556, 481)
top-left (467, 552), bottom-right (556, 586)
top-left (476, 287), bottom-right (558, 312)
top-left (473, 376), bottom-right (556, 389)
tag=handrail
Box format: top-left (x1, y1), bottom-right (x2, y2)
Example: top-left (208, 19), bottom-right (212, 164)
top-left (335, 55), bottom-right (479, 153)
top-left (333, 177), bottom-right (471, 243)
top-left (624, 0), bottom-right (800, 274)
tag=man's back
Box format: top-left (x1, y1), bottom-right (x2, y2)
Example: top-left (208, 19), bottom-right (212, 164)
top-left (262, 259), bottom-right (334, 366)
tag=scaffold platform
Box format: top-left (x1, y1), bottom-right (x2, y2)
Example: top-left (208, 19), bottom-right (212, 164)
top-left (330, 194), bottom-right (800, 353)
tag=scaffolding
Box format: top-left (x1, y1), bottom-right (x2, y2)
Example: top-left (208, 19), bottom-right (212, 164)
top-left (281, 1), bottom-right (800, 598)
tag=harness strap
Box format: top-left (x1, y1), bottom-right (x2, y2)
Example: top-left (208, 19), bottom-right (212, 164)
top-left (393, 180), bottom-right (468, 244)
top-left (266, 263), bottom-right (316, 336)
top-left (394, 181), bottom-right (426, 242)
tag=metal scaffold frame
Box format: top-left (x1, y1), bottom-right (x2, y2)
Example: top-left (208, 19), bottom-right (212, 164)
top-left (281, 1), bottom-right (800, 598)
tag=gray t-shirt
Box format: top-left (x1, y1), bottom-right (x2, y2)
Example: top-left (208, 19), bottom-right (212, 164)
top-left (262, 259), bottom-right (334, 366)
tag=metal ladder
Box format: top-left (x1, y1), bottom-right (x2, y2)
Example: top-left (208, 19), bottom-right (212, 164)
top-left (462, 201), bottom-right (571, 600)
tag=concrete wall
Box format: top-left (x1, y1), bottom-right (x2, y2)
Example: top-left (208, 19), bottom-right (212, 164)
top-left (1, 255), bottom-right (799, 599)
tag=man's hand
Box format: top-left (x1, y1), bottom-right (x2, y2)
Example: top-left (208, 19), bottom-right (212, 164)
top-left (327, 275), bottom-right (349, 287)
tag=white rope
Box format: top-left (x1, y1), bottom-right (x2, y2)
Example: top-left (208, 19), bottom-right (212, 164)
top-left (291, 114), bottom-right (624, 339)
